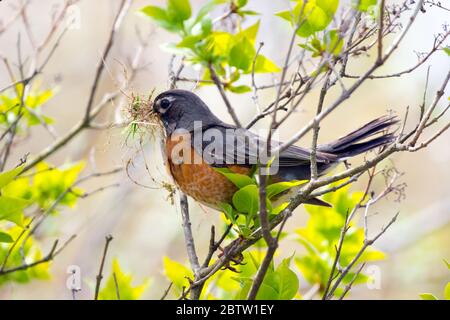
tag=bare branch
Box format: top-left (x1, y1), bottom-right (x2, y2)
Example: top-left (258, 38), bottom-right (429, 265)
top-left (247, 172), bottom-right (278, 300)
top-left (0, 235), bottom-right (76, 276)
top-left (179, 193), bottom-right (202, 299)
top-left (83, 0), bottom-right (131, 123)
top-left (338, 263), bottom-right (366, 300)
top-left (275, 0), bottom-right (425, 154)
top-left (208, 64), bottom-right (242, 127)
top-left (113, 272), bottom-right (121, 300)
top-left (160, 282), bottom-right (173, 300)
top-left (322, 212), bottom-right (350, 300)
top-left (94, 234), bottom-right (114, 300)
top-left (377, 0), bottom-right (387, 62)
top-left (409, 69), bottom-right (450, 146)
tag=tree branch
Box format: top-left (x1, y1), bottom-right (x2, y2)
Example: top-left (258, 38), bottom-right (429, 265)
top-left (94, 234), bottom-right (113, 300)
top-left (208, 64), bottom-right (242, 127)
top-left (83, 0), bottom-right (131, 123)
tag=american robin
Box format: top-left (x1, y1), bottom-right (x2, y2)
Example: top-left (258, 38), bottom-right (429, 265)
top-left (153, 89), bottom-right (397, 210)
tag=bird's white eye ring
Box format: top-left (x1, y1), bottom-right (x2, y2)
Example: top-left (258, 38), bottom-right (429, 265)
top-left (160, 98), bottom-right (171, 109)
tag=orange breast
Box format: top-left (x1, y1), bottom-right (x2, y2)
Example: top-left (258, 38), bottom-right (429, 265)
top-left (165, 133), bottom-right (251, 209)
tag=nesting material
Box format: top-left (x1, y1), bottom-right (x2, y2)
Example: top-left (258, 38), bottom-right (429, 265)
top-left (124, 91), bottom-right (176, 204)
top-left (124, 91), bottom-right (163, 141)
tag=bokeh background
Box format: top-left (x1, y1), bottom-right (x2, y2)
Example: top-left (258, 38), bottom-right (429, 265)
top-left (0, 0), bottom-right (448, 299)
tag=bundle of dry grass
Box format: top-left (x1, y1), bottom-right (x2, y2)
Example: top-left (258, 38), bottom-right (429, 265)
top-left (123, 91), bottom-right (176, 203)
top-left (124, 90), bottom-right (163, 142)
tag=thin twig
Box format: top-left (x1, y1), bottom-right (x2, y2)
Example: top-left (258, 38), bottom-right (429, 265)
top-left (208, 64), bottom-right (242, 127)
top-left (0, 235), bottom-right (76, 275)
top-left (113, 272), bottom-right (121, 300)
top-left (338, 263), bottom-right (366, 300)
top-left (160, 282), bottom-right (173, 300)
top-left (83, 0), bottom-right (131, 123)
top-left (94, 234), bottom-right (114, 300)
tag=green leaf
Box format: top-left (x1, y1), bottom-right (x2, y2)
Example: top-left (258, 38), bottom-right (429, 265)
top-left (266, 180), bottom-right (305, 199)
top-left (98, 259), bottom-right (149, 300)
top-left (272, 202), bottom-right (288, 215)
top-left (0, 231), bottom-right (13, 243)
top-left (317, 0), bottom-right (339, 16)
top-left (253, 55), bottom-right (281, 73)
top-left (219, 202), bottom-right (238, 224)
top-left (167, 0), bottom-right (192, 22)
top-left (236, 0), bottom-right (248, 8)
top-left (140, 6), bottom-right (168, 22)
top-left (419, 293), bottom-right (438, 300)
top-left (232, 184), bottom-right (259, 215)
top-left (227, 85), bottom-right (252, 93)
top-left (176, 35), bottom-right (204, 49)
top-left (295, 254), bottom-right (329, 286)
top-left (25, 88), bottom-right (53, 108)
top-left (276, 0), bottom-right (338, 38)
top-left (205, 32), bottom-right (235, 59)
top-left (0, 164), bottom-right (24, 189)
top-left (443, 47), bottom-right (450, 56)
top-left (0, 196), bottom-right (29, 226)
top-left (238, 10), bottom-right (260, 16)
top-left (255, 282), bottom-right (280, 299)
top-left (186, 0), bottom-right (226, 31)
top-left (229, 37), bottom-right (255, 71)
top-left (139, 6), bottom-right (181, 32)
top-left (236, 280), bottom-right (278, 300)
top-left (444, 259), bottom-right (450, 270)
top-left (215, 168), bottom-right (255, 188)
top-left (325, 30), bottom-right (344, 56)
top-left (0, 222), bottom-right (51, 286)
top-left (201, 17), bottom-right (212, 35)
top-left (31, 162), bottom-right (85, 210)
top-left (236, 256), bottom-right (299, 300)
top-left (445, 282), bottom-right (450, 300)
top-left (163, 256), bottom-right (194, 294)
top-left (352, 0), bottom-right (377, 12)
top-left (274, 257), bottom-right (299, 299)
top-left (239, 20), bottom-right (260, 44)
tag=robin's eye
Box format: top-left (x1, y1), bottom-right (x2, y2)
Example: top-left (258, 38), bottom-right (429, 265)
top-left (160, 98), bottom-right (171, 109)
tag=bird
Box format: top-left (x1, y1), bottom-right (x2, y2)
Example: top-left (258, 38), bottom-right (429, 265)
top-left (152, 89), bottom-right (397, 210)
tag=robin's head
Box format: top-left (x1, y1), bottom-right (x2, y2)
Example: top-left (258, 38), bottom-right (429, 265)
top-left (153, 89), bottom-right (224, 134)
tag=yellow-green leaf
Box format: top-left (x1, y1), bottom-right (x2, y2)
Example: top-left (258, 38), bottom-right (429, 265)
top-left (352, 0), bottom-right (377, 12)
top-left (444, 259), bottom-right (450, 270)
top-left (0, 164), bottom-right (24, 189)
top-left (98, 259), bottom-right (149, 300)
top-left (232, 184), bottom-right (259, 215)
top-left (274, 257), bottom-right (300, 299)
top-left (163, 256), bottom-right (193, 294)
top-left (239, 20), bottom-right (260, 44)
top-left (229, 37), bottom-right (255, 71)
top-left (0, 196), bottom-right (29, 226)
top-left (0, 231), bottom-right (13, 243)
top-left (276, 0), bottom-right (338, 38)
top-left (167, 0), bottom-right (192, 22)
top-left (253, 55), bottom-right (281, 73)
top-left (420, 293), bottom-right (438, 300)
top-left (443, 47), bottom-right (450, 57)
top-left (215, 168), bottom-right (255, 188)
top-left (266, 180), bottom-right (305, 199)
top-left (445, 282), bottom-right (450, 300)
top-left (227, 84), bottom-right (252, 93)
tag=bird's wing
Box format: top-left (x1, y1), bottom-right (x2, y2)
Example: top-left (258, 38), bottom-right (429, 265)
top-left (190, 125), bottom-right (336, 167)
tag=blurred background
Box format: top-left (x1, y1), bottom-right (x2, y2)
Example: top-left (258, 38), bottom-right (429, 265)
top-left (0, 0), bottom-right (448, 299)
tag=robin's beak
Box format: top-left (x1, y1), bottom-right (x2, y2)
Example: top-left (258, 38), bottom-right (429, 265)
top-left (152, 100), bottom-right (159, 114)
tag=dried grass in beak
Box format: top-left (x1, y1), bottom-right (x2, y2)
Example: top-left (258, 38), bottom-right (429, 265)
top-left (124, 90), bottom-right (162, 141)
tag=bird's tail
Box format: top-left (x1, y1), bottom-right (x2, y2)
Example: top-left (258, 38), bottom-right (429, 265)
top-left (318, 115), bottom-right (398, 158)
